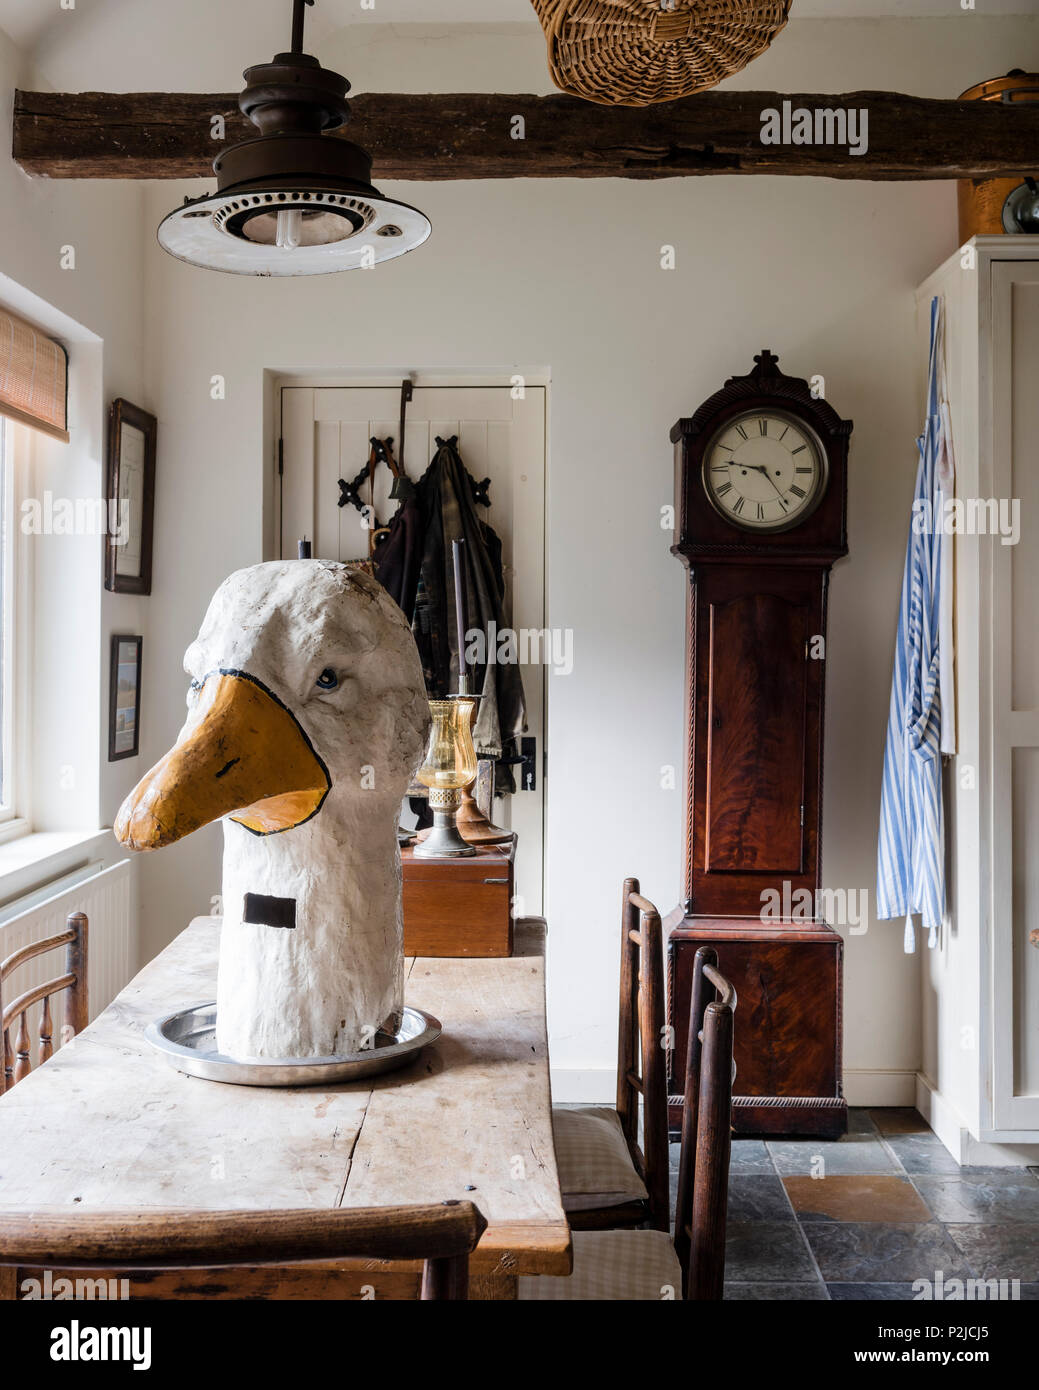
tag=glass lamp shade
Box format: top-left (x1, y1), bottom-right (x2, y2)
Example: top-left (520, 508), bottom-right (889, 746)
top-left (416, 699), bottom-right (478, 792)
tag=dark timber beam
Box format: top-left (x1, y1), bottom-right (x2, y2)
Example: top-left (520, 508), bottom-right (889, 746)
top-left (12, 88), bottom-right (1039, 181)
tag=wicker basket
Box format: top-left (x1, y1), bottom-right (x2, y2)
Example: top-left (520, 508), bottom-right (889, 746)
top-left (531, 0), bottom-right (792, 106)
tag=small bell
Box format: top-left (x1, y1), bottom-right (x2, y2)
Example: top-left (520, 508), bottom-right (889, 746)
top-left (389, 474), bottom-right (415, 501)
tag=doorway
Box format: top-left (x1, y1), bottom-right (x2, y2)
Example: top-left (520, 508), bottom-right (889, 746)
top-left (275, 380), bottom-right (547, 915)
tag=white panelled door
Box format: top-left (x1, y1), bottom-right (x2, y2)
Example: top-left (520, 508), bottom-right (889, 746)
top-left (278, 383), bottom-right (546, 915)
top-left (991, 263), bottom-right (1039, 1131)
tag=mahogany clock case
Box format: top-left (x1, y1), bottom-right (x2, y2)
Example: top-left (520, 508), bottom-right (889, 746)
top-left (667, 350), bottom-right (853, 1140)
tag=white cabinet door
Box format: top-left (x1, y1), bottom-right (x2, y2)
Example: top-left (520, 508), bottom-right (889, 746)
top-left (278, 383), bottom-right (546, 915)
top-left (990, 261), bottom-right (1039, 1130)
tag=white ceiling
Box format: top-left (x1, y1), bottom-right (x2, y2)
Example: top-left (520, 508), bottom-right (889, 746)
top-left (1, 0), bottom-right (1035, 56)
top-left (1, 0), bottom-right (1033, 93)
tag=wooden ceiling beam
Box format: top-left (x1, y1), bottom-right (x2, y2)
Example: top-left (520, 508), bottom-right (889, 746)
top-left (13, 88), bottom-right (1039, 181)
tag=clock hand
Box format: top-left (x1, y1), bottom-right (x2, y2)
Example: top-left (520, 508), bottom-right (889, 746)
top-left (740, 463), bottom-right (787, 499)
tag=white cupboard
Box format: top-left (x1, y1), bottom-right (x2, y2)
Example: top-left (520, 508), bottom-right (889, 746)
top-left (916, 237), bottom-right (1039, 1160)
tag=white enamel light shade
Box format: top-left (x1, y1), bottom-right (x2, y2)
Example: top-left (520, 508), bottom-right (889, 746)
top-left (157, 1), bottom-right (430, 277)
top-left (157, 186), bottom-right (431, 277)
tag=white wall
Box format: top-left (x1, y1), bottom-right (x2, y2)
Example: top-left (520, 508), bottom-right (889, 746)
top-left (119, 15), bottom-right (1039, 1099)
top-left (0, 27), bottom-right (148, 904)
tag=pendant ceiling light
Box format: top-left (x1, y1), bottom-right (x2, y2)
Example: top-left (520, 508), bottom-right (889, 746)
top-left (158, 0), bottom-right (430, 276)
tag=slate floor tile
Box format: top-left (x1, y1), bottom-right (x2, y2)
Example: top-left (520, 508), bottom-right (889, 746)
top-left (884, 1133), bottom-right (961, 1175)
top-left (833, 1279), bottom-right (1039, 1302)
top-left (725, 1282), bottom-right (828, 1301)
top-left (784, 1174), bottom-right (931, 1223)
top-left (802, 1221), bottom-right (973, 1283)
top-left (768, 1137), bottom-right (898, 1176)
top-left (847, 1108), bottom-right (879, 1134)
top-left (828, 1283), bottom-right (921, 1301)
top-left (870, 1108), bottom-right (930, 1136)
top-left (724, 1221), bottom-right (818, 1282)
top-left (913, 1173), bottom-right (1039, 1223)
top-left (668, 1162), bottom-right (796, 1214)
top-left (945, 1224), bottom-right (1039, 1283)
top-left (728, 1175), bottom-right (794, 1222)
top-left (727, 1139), bottom-right (775, 1175)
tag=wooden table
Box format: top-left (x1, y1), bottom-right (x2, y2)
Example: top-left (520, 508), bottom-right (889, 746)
top-left (0, 917), bottom-right (570, 1300)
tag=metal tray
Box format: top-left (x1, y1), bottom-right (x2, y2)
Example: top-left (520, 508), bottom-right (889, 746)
top-left (145, 1002), bottom-right (442, 1088)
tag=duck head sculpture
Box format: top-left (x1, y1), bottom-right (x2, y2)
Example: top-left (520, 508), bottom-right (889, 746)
top-left (115, 560), bottom-right (430, 1060)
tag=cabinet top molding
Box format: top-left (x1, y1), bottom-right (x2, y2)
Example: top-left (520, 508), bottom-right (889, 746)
top-left (13, 88), bottom-right (1039, 181)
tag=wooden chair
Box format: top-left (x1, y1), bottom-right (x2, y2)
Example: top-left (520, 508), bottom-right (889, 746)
top-left (1, 911), bottom-right (88, 1094)
top-left (0, 1200), bottom-right (488, 1301)
top-left (551, 878), bottom-right (670, 1231)
top-left (524, 946), bottom-right (735, 1300)
top-left (674, 946), bottom-right (735, 1300)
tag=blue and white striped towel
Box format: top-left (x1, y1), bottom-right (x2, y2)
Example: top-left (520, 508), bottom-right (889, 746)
top-left (877, 296), bottom-right (955, 953)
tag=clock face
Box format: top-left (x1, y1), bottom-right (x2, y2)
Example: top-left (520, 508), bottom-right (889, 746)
top-left (702, 411), bottom-right (828, 532)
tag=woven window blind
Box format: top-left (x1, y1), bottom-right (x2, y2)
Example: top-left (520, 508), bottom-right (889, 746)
top-left (0, 308), bottom-right (69, 442)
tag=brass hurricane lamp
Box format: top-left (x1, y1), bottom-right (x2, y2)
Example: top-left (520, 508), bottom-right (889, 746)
top-left (413, 697), bottom-right (479, 858)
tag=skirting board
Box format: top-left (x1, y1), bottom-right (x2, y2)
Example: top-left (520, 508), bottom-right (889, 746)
top-left (550, 1068), bottom-right (916, 1108)
top-left (842, 1069), bottom-right (917, 1107)
top-left (916, 1073), bottom-right (1039, 1167)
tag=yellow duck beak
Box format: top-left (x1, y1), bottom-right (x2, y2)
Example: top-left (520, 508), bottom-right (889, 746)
top-left (114, 671), bottom-right (330, 851)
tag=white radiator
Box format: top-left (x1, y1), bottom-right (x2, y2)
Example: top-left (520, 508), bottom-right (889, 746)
top-left (0, 860), bottom-right (134, 1046)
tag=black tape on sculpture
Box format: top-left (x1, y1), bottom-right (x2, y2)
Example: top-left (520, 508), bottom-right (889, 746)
top-left (243, 893), bottom-right (297, 929)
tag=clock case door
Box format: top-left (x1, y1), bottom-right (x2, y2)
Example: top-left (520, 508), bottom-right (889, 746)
top-left (684, 564), bottom-right (826, 916)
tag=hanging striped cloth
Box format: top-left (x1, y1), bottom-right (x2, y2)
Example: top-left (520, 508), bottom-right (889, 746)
top-left (877, 296), bottom-right (954, 953)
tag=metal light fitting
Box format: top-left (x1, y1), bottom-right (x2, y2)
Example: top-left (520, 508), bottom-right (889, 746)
top-left (157, 0), bottom-right (430, 276)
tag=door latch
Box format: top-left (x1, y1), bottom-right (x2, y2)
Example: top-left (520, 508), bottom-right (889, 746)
top-left (498, 737), bottom-right (538, 792)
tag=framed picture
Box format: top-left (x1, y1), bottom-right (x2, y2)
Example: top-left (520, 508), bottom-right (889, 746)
top-left (104, 398), bottom-right (156, 595)
top-left (108, 635), bottom-right (142, 762)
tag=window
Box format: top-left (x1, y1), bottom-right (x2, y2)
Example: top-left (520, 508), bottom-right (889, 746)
top-left (1, 417), bottom-right (13, 817)
top-left (0, 416), bottom-right (30, 836)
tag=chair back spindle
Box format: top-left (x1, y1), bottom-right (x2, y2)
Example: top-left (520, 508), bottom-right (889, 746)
top-left (673, 945), bottom-right (736, 1300)
top-left (0, 911), bottom-right (89, 1095)
top-left (14, 1011), bottom-right (30, 1085)
top-left (615, 878), bottom-right (670, 1232)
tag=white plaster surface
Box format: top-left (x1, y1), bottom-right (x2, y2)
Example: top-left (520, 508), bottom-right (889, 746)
top-left (161, 560), bottom-right (428, 1058)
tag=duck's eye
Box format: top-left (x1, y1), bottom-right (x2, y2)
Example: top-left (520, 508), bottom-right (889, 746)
top-left (315, 669), bottom-right (339, 691)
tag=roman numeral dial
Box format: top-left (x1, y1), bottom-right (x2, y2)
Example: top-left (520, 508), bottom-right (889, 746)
top-left (701, 411), bottom-right (827, 533)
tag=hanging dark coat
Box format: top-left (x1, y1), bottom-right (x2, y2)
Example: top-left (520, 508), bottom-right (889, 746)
top-left (411, 436), bottom-right (526, 760)
top-left (373, 490), bottom-right (424, 618)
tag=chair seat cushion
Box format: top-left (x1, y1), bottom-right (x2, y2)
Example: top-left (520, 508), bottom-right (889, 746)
top-left (552, 1105), bottom-right (648, 1211)
top-left (519, 1229), bottom-right (682, 1301)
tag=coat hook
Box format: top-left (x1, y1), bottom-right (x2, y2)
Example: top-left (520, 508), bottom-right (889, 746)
top-left (399, 378), bottom-right (414, 477)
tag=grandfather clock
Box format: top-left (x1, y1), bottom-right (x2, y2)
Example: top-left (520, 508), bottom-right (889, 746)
top-left (666, 350), bottom-right (851, 1138)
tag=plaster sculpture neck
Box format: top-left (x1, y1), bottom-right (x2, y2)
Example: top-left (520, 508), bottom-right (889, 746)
top-left (115, 560), bottom-right (430, 1060)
